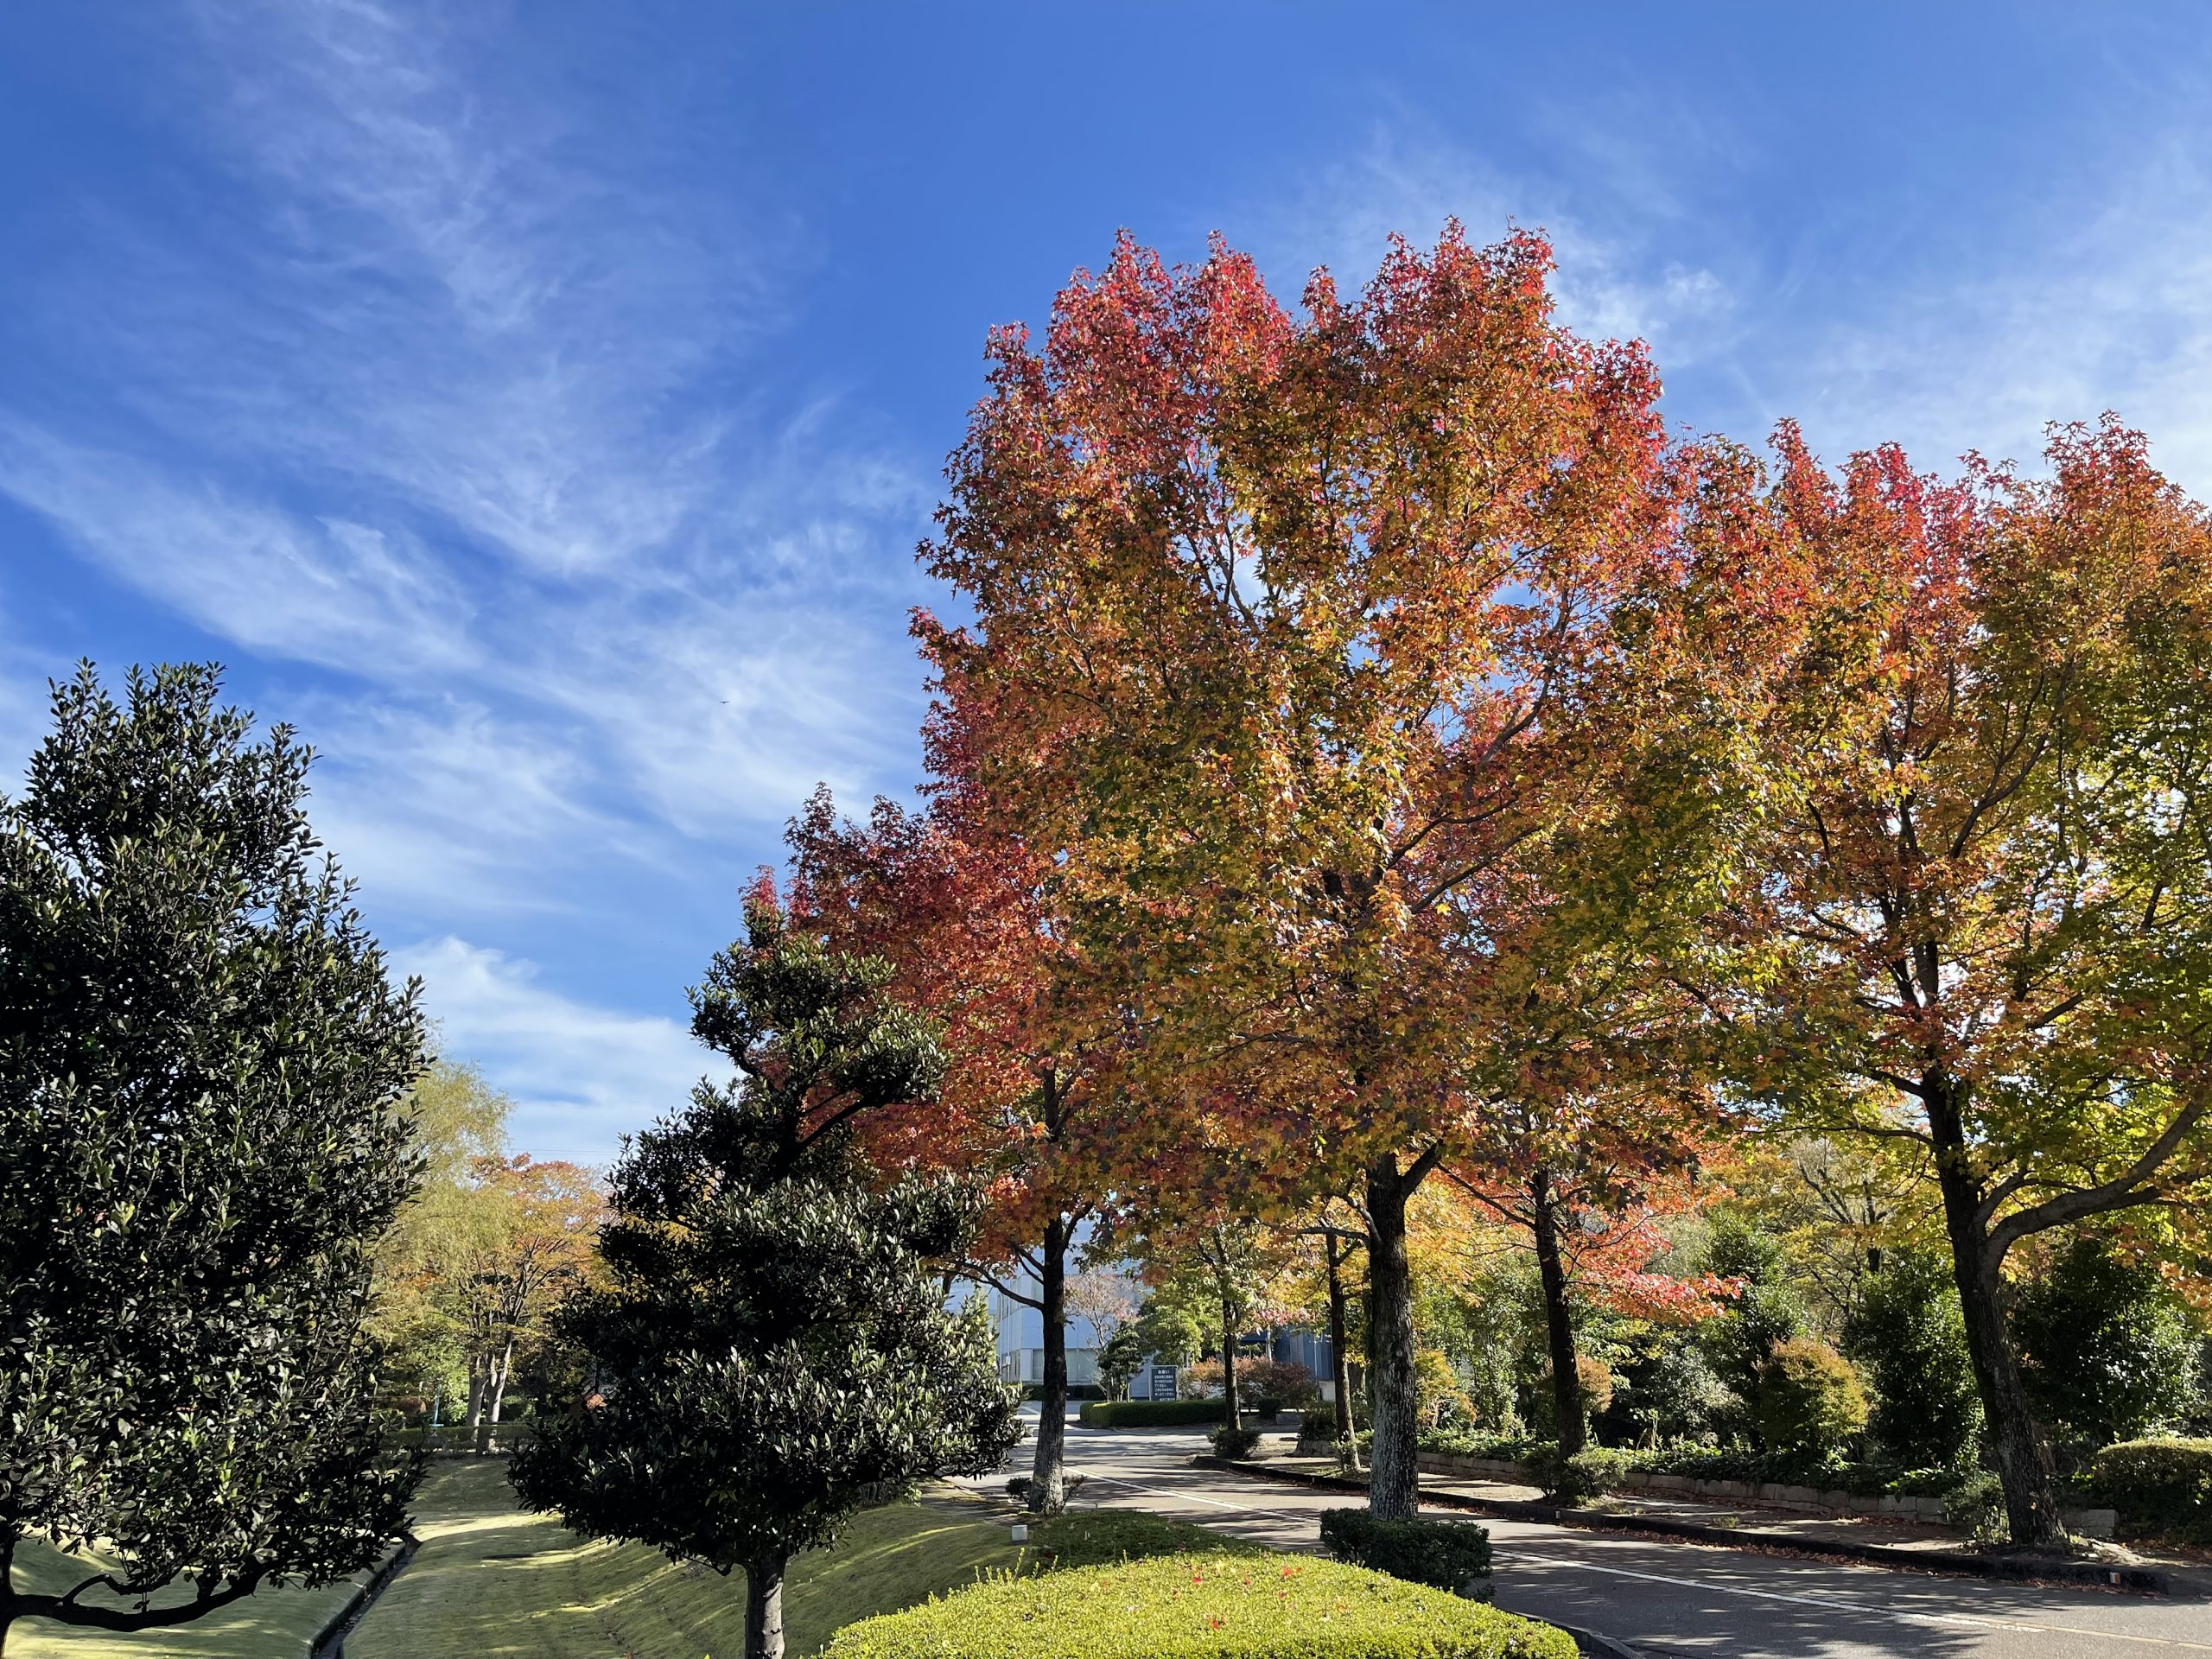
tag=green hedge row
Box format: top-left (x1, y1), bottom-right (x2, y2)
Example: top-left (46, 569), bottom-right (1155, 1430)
top-left (1417, 1430), bottom-right (2212, 1538)
top-left (826, 1551), bottom-right (1574, 1658)
top-left (2088, 1439), bottom-right (2212, 1541)
top-left (1319, 1508), bottom-right (1492, 1593)
top-left (1078, 1398), bottom-right (1226, 1427)
top-left (1417, 1431), bottom-right (1974, 1502)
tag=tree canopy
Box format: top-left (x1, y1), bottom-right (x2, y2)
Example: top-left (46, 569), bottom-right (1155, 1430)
top-left (0, 664), bottom-right (425, 1649)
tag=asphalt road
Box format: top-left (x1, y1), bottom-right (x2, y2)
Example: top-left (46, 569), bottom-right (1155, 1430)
top-left (969, 1421), bottom-right (2212, 1659)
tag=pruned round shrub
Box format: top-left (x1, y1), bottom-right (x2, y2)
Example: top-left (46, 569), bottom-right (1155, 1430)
top-left (824, 1551), bottom-right (1576, 1658)
top-left (1320, 1508), bottom-right (1492, 1594)
top-left (1211, 1424), bottom-right (1264, 1459)
top-left (1756, 1338), bottom-right (1869, 1459)
top-left (2086, 1438), bottom-right (2212, 1543)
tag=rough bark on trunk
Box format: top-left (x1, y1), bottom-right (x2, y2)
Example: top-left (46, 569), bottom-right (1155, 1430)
top-left (1325, 1234), bottom-right (1356, 1452)
top-left (745, 1550), bottom-right (788, 1659)
top-left (464, 1361), bottom-right (486, 1430)
top-left (1028, 1215), bottom-right (1069, 1512)
top-left (1220, 1295), bottom-right (1243, 1430)
top-left (1365, 1156), bottom-right (1420, 1520)
top-left (1529, 1168), bottom-right (1586, 1459)
top-left (1927, 1076), bottom-right (2063, 1547)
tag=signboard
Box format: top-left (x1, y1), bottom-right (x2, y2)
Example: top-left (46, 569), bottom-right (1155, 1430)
top-left (1147, 1364), bottom-right (1178, 1402)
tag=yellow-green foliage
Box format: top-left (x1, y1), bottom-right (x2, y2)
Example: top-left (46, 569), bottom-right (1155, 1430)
top-left (1755, 1338), bottom-right (1869, 1459)
top-left (825, 1553), bottom-right (1576, 1659)
top-left (1030, 1510), bottom-right (1270, 1571)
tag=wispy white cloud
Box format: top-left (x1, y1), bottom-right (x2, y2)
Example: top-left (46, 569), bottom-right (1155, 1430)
top-left (395, 934), bottom-right (711, 1164)
top-left (1769, 141), bottom-right (2212, 493)
top-left (0, 420), bottom-right (475, 677)
top-left (0, 0), bottom-right (935, 1154)
top-left (1243, 126), bottom-right (1740, 363)
top-left (0, 0), bottom-right (932, 921)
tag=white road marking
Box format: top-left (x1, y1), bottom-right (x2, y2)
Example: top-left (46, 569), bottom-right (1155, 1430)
top-left (1071, 1466), bottom-right (2212, 1655)
top-left (1493, 1549), bottom-right (2212, 1651)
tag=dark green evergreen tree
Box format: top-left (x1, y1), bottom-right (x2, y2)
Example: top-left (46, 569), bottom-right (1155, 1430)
top-left (0, 664), bottom-right (425, 1652)
top-left (2013, 1236), bottom-right (2199, 1447)
top-left (510, 903), bottom-right (1020, 1659)
top-left (1842, 1249), bottom-right (1981, 1468)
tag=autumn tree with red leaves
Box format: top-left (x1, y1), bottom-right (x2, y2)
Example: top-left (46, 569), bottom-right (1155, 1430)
top-left (920, 225), bottom-right (1776, 1517)
top-left (784, 699), bottom-right (1119, 1510)
top-left (1731, 417), bottom-right (2212, 1545)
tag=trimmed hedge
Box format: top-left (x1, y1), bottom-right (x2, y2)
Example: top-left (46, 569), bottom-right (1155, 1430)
top-left (2087, 1438), bottom-right (2212, 1541)
top-left (1031, 1509), bottom-right (1271, 1569)
top-left (1425, 1433), bottom-right (1976, 1503)
top-left (1080, 1398), bottom-right (1227, 1427)
top-left (1319, 1509), bottom-right (1491, 1593)
top-left (824, 1552), bottom-right (1573, 1659)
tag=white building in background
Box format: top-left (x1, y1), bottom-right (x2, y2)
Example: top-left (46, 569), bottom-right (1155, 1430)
top-left (981, 1256), bottom-right (1145, 1389)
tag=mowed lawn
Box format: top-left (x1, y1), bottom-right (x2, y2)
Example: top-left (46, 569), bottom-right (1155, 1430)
top-left (6, 1538), bottom-right (364, 1659)
top-left (8, 1467), bottom-right (1262, 1658)
top-left (347, 1460), bottom-right (1027, 1659)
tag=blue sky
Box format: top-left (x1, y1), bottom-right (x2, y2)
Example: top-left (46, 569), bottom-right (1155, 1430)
top-left (5, 3), bottom-right (2210, 1160)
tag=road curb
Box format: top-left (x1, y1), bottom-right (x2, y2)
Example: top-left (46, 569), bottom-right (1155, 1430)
top-left (308, 1534), bottom-right (418, 1659)
top-left (1190, 1457), bottom-right (2171, 1596)
top-left (1554, 1624), bottom-right (1643, 1659)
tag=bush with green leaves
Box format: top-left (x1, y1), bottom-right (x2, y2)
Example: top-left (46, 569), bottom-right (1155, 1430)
top-left (1095, 1326), bottom-right (1146, 1401)
top-left (1697, 1217), bottom-right (1811, 1441)
top-left (1523, 1445), bottom-right (1630, 1504)
top-left (1420, 1429), bottom-right (1541, 1463)
top-left (0, 664), bottom-right (425, 1650)
top-left (1077, 1398), bottom-right (1224, 1427)
top-left (2085, 1439), bottom-right (2212, 1542)
top-left (1524, 1355), bottom-right (1613, 1441)
top-left (1756, 1338), bottom-right (1869, 1460)
top-left (1319, 1508), bottom-right (1492, 1593)
top-left (1211, 1424), bottom-right (1264, 1459)
top-left (1842, 1250), bottom-right (1981, 1468)
top-left (1030, 1508), bottom-right (1272, 1569)
top-left (2013, 1237), bottom-right (2200, 1446)
top-left (1944, 1471), bottom-right (2009, 1541)
top-left (510, 904), bottom-right (1020, 1659)
top-left (1612, 1336), bottom-right (1729, 1447)
top-left (826, 1551), bottom-right (1574, 1659)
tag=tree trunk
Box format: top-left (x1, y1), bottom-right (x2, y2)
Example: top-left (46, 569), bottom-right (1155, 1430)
top-left (744, 1550), bottom-right (788, 1659)
top-left (464, 1358), bottom-right (486, 1430)
top-left (1325, 1235), bottom-right (1356, 1452)
top-left (1028, 1215), bottom-right (1069, 1512)
top-left (1220, 1294), bottom-right (1243, 1431)
top-left (1365, 1156), bottom-right (1420, 1520)
top-left (2, 1528), bottom-right (18, 1659)
top-left (488, 1338), bottom-right (514, 1426)
top-left (1529, 1168), bottom-right (1586, 1459)
top-left (1927, 1077), bottom-right (2063, 1547)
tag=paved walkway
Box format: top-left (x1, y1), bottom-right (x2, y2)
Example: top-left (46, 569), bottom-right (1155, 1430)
top-left (965, 1421), bottom-right (2212, 1659)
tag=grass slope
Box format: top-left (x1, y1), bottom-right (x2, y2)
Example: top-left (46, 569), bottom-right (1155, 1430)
top-left (348, 1461), bottom-right (1027, 1659)
top-left (5, 1538), bottom-right (365, 1659)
